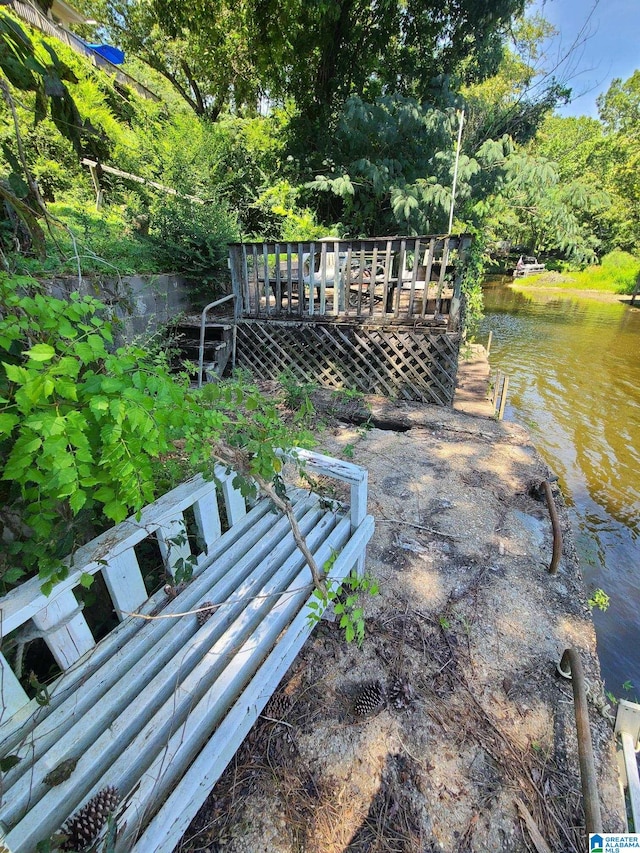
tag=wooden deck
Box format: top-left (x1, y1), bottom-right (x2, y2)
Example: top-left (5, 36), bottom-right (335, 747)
top-left (224, 234), bottom-right (473, 405)
top-left (229, 235), bottom-right (472, 329)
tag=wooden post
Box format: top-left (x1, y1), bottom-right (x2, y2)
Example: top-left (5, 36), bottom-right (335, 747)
top-left (487, 330), bottom-right (493, 357)
top-left (88, 162), bottom-right (103, 210)
top-left (498, 375), bottom-right (509, 420)
top-left (492, 370), bottom-right (500, 411)
top-left (228, 246), bottom-right (244, 318)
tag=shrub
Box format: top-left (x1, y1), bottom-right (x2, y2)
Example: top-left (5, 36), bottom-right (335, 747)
top-left (0, 274), bottom-right (308, 594)
top-left (571, 250), bottom-right (640, 293)
top-left (148, 195), bottom-right (239, 288)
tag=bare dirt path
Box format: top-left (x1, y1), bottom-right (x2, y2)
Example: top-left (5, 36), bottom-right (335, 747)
top-left (177, 397), bottom-right (624, 853)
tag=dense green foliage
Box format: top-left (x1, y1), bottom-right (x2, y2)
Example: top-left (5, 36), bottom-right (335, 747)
top-left (4, 2), bottom-right (637, 272)
top-left (0, 274), bottom-right (312, 592)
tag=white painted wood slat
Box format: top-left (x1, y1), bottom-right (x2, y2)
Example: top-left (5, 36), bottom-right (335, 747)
top-left (118, 514), bottom-right (358, 849)
top-left (1, 498), bottom-right (320, 825)
top-left (4, 507), bottom-right (336, 850)
top-left (621, 730), bottom-right (640, 829)
top-left (0, 652), bottom-right (29, 723)
top-left (155, 513), bottom-right (191, 577)
top-left (0, 493), bottom-right (307, 761)
top-left (101, 550), bottom-right (148, 621)
top-left (31, 590), bottom-right (95, 670)
top-left (0, 473), bottom-right (228, 635)
top-left (221, 475), bottom-right (247, 526)
top-left (132, 515), bottom-right (375, 852)
top-left (192, 491), bottom-right (221, 552)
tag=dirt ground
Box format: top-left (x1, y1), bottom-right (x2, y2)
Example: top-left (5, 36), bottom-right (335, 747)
top-left (177, 390), bottom-right (626, 853)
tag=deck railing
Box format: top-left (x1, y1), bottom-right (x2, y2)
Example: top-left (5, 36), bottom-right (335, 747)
top-left (229, 234), bottom-right (472, 327)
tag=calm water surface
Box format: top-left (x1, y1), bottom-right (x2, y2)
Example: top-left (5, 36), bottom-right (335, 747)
top-left (480, 280), bottom-right (640, 697)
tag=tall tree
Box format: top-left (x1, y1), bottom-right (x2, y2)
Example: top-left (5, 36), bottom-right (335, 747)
top-left (80, 0), bottom-right (526, 123)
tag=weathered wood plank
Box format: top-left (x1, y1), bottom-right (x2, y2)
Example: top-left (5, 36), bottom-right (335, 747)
top-left (408, 238), bottom-right (421, 316)
top-left (101, 550), bottom-right (148, 621)
top-left (274, 243), bottom-right (282, 312)
top-left (319, 242), bottom-right (327, 315)
top-left (381, 241), bottom-right (392, 315)
top-left (155, 514), bottom-right (191, 578)
top-left (3, 506), bottom-right (336, 849)
top-left (297, 242), bottom-right (304, 316)
top-left (368, 245), bottom-right (379, 316)
top-left (436, 236), bottom-right (450, 316)
top-left (0, 652), bottom-right (29, 722)
top-left (193, 491), bottom-right (222, 553)
top-left (221, 476), bottom-right (247, 525)
top-left (129, 514), bottom-right (374, 853)
top-left (286, 243), bottom-right (293, 315)
top-left (241, 243), bottom-right (250, 315)
top-left (333, 240), bottom-right (341, 315)
top-left (394, 239), bottom-right (406, 317)
top-left (31, 590), bottom-right (95, 670)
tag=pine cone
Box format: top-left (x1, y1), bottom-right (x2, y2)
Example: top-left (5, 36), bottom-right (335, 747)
top-left (388, 675), bottom-right (415, 710)
top-left (353, 680), bottom-right (386, 716)
top-left (196, 601), bottom-right (217, 627)
top-left (263, 692), bottom-right (291, 722)
top-left (61, 786), bottom-right (119, 851)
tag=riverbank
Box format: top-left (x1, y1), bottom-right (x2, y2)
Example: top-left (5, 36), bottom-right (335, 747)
top-left (510, 279), bottom-right (638, 304)
top-left (177, 389), bottom-right (625, 853)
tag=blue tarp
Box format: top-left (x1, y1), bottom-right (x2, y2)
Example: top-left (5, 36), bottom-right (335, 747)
top-left (86, 43), bottom-right (125, 65)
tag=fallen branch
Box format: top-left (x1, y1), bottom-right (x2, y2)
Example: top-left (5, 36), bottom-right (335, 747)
top-left (212, 443), bottom-right (326, 592)
top-left (515, 798), bottom-right (553, 853)
top-left (377, 516), bottom-right (459, 539)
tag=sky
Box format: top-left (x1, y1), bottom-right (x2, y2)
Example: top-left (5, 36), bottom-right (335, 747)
top-left (531, 0), bottom-right (639, 118)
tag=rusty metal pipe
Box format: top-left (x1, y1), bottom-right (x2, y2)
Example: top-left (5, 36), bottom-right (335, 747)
top-left (542, 480), bottom-right (562, 574)
top-left (558, 647), bottom-right (603, 835)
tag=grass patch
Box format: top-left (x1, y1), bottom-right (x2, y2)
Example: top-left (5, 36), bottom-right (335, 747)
top-left (15, 201), bottom-right (161, 277)
top-left (514, 251), bottom-right (640, 294)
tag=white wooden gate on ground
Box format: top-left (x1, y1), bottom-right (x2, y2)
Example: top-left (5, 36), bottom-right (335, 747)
top-left (0, 449), bottom-right (374, 853)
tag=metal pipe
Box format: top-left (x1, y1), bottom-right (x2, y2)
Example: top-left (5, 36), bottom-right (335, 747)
top-left (541, 480), bottom-right (562, 574)
top-left (197, 294), bottom-right (236, 388)
top-left (557, 648), bottom-right (603, 835)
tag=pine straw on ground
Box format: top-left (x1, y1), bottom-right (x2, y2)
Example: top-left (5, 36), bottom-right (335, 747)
top-left (177, 604), bottom-right (586, 853)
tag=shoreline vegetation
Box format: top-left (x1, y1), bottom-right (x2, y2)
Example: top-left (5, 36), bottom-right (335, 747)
top-left (505, 250), bottom-right (640, 299)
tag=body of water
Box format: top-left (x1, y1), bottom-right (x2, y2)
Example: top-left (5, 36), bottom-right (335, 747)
top-left (479, 279), bottom-right (640, 698)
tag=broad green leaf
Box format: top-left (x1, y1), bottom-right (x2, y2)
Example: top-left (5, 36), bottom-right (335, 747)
top-left (2, 566), bottom-right (25, 584)
top-left (0, 412), bottom-right (18, 435)
top-left (3, 362), bottom-right (29, 383)
top-left (69, 490), bottom-right (86, 514)
top-left (26, 344), bottom-right (56, 362)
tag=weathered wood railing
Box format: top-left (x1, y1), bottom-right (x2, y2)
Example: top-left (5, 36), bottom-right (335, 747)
top-left (9, 1), bottom-right (159, 101)
top-left (0, 451), bottom-right (374, 853)
top-left (229, 234), bottom-right (473, 327)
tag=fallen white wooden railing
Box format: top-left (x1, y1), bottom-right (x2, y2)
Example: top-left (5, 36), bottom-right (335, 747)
top-left (0, 449), bottom-right (374, 852)
top-left (615, 699), bottom-right (640, 829)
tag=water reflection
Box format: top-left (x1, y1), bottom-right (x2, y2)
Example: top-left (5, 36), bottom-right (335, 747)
top-left (480, 281), bottom-right (640, 696)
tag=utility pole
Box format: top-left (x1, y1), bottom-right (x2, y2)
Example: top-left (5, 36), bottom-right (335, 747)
top-left (448, 109), bottom-right (465, 234)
